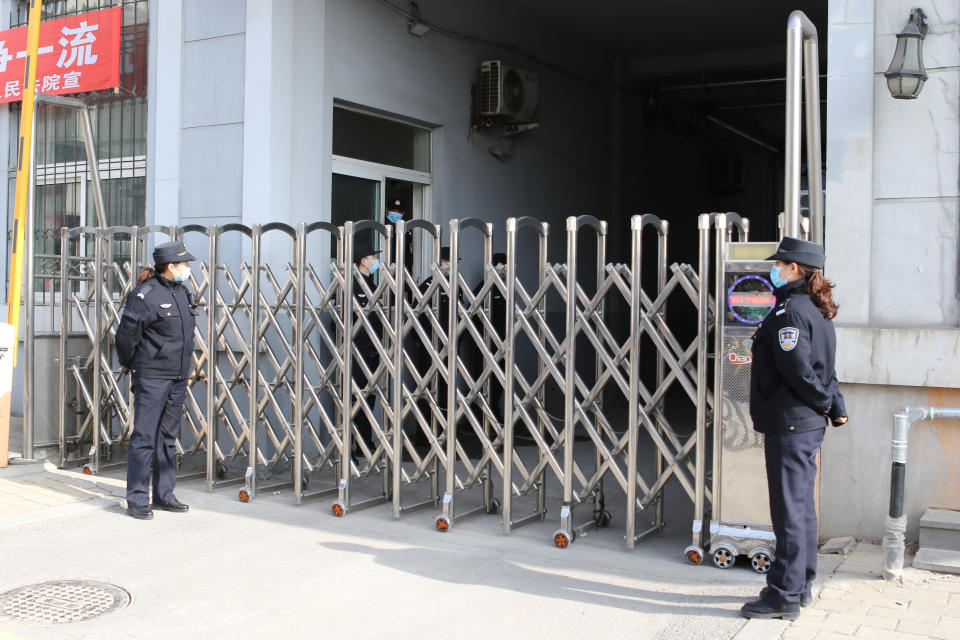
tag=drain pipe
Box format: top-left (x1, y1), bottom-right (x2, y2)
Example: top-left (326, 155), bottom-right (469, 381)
top-left (883, 406), bottom-right (960, 581)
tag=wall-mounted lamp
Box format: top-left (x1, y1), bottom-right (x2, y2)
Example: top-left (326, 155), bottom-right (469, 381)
top-left (884, 8), bottom-right (928, 99)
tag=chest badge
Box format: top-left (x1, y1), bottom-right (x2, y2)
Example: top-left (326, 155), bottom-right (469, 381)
top-left (778, 327), bottom-right (799, 351)
top-left (160, 303), bottom-right (173, 309)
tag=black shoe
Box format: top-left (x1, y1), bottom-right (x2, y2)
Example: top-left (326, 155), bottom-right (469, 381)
top-left (152, 497), bottom-right (189, 513)
top-left (760, 586), bottom-right (812, 608)
top-left (127, 505), bottom-right (154, 520)
top-left (741, 599), bottom-right (799, 620)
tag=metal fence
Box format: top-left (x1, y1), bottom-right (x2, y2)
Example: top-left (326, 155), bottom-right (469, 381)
top-left (25, 213), bottom-right (747, 550)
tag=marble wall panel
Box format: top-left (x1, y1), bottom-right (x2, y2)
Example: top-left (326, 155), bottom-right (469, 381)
top-left (870, 197), bottom-right (960, 325)
top-left (873, 71), bottom-right (959, 200)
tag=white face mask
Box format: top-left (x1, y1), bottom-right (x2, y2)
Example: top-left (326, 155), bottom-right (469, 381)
top-left (174, 265), bottom-right (191, 282)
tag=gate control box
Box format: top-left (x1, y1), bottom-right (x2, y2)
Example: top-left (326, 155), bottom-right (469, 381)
top-left (708, 241), bottom-right (780, 572)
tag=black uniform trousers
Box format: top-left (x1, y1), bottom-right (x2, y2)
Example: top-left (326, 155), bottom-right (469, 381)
top-left (126, 377), bottom-right (189, 508)
top-left (763, 427), bottom-right (825, 608)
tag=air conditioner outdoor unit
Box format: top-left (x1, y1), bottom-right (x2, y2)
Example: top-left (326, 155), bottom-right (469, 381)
top-left (478, 60), bottom-right (538, 123)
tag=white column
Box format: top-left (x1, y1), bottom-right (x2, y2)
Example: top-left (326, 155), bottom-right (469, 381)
top-left (825, 0), bottom-right (875, 324)
top-left (242, 0), bottom-right (295, 228)
top-left (146, 0), bottom-right (184, 228)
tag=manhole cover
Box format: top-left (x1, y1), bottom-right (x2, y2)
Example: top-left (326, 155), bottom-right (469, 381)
top-left (0, 580), bottom-right (130, 627)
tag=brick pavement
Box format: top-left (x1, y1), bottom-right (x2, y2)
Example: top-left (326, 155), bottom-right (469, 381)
top-left (781, 543), bottom-right (960, 640)
top-left (0, 461), bottom-right (125, 529)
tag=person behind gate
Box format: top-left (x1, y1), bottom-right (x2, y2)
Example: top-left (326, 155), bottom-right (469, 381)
top-left (741, 236), bottom-right (848, 620)
top-left (350, 239), bottom-right (383, 455)
top-left (115, 241), bottom-right (197, 520)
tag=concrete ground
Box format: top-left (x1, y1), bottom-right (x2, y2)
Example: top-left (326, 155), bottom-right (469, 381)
top-left (0, 460), bottom-right (772, 640)
top-left (2, 434), bottom-right (958, 639)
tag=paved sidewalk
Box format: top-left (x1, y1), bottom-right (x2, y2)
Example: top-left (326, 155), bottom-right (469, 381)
top-left (0, 461), bottom-right (125, 530)
top-left (782, 543), bottom-right (960, 640)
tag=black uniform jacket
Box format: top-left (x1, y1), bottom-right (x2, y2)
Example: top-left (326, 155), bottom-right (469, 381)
top-left (115, 274), bottom-right (197, 379)
top-left (749, 279), bottom-right (846, 435)
top-left (353, 272), bottom-right (383, 359)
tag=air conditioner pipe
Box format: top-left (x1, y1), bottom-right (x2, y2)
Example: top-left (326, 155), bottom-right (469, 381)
top-left (883, 406), bottom-right (960, 581)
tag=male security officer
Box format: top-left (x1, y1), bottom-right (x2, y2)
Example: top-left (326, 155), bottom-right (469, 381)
top-left (116, 241), bottom-right (197, 520)
top-left (350, 239), bottom-right (383, 453)
top-left (742, 236), bottom-right (847, 619)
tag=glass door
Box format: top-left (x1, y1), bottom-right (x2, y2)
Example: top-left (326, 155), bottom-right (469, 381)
top-left (331, 173), bottom-right (381, 255)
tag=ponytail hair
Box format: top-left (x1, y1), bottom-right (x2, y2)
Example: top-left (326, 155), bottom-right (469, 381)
top-left (799, 265), bottom-right (838, 319)
top-left (136, 264), bottom-right (165, 286)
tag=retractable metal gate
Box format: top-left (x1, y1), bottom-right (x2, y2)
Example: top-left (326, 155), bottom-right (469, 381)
top-left (28, 212), bottom-right (760, 553)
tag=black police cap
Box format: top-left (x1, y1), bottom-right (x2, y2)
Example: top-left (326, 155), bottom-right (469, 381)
top-left (767, 236), bottom-right (825, 269)
top-left (353, 240), bottom-right (381, 263)
top-left (153, 241), bottom-right (196, 265)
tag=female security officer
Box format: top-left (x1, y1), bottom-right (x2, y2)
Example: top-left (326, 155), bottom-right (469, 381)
top-left (115, 241), bottom-right (197, 520)
top-left (741, 236), bottom-right (848, 620)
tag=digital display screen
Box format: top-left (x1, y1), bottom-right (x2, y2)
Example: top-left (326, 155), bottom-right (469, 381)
top-left (727, 274), bottom-right (775, 325)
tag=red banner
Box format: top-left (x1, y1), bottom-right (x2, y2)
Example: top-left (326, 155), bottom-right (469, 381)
top-left (0, 6), bottom-right (122, 104)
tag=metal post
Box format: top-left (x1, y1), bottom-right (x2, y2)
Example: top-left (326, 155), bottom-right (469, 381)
top-left (78, 106), bottom-right (107, 229)
top-left (23, 112), bottom-right (37, 460)
top-left (592, 222), bottom-right (608, 523)
top-left (91, 228), bottom-right (103, 472)
top-left (687, 213), bottom-right (712, 561)
top-left (501, 218), bottom-right (518, 533)
top-left (535, 225), bottom-right (549, 520)
top-left (392, 221), bottom-right (406, 518)
top-left (784, 16), bottom-right (803, 238)
top-left (654, 220), bottom-right (669, 532)
top-left (803, 35), bottom-right (824, 245)
top-left (337, 222), bottom-right (356, 513)
top-left (445, 221), bottom-right (462, 521)
top-left (625, 216), bottom-right (643, 548)
top-left (58, 228), bottom-right (69, 467)
top-left (247, 225), bottom-right (261, 499)
top-left (560, 217), bottom-right (578, 538)
top-left (205, 227), bottom-right (219, 490)
top-left (293, 223), bottom-right (307, 505)
top-left (784, 11), bottom-right (822, 242)
top-left (710, 214), bottom-right (727, 523)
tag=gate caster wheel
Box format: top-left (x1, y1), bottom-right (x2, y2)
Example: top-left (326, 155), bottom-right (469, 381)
top-left (82, 464), bottom-right (94, 476)
top-left (435, 515), bottom-right (451, 532)
top-left (684, 545), bottom-right (704, 565)
top-left (750, 550), bottom-right (773, 574)
top-left (596, 510), bottom-right (612, 528)
top-left (331, 501), bottom-right (345, 517)
top-left (712, 546), bottom-right (736, 569)
top-left (238, 488), bottom-right (251, 503)
top-left (215, 461), bottom-right (227, 480)
top-left (553, 529), bottom-right (574, 549)
top-left (487, 498), bottom-right (501, 514)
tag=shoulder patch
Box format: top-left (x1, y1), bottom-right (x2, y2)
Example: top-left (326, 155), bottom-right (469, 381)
top-left (136, 283), bottom-right (154, 300)
top-left (778, 327), bottom-right (799, 351)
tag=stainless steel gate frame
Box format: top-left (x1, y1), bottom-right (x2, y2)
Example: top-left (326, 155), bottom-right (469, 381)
top-left (434, 218), bottom-right (501, 531)
top-left (31, 213), bottom-right (756, 557)
top-left (391, 219), bottom-right (446, 519)
top-left (292, 221), bottom-right (345, 505)
top-left (331, 220), bottom-right (397, 516)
